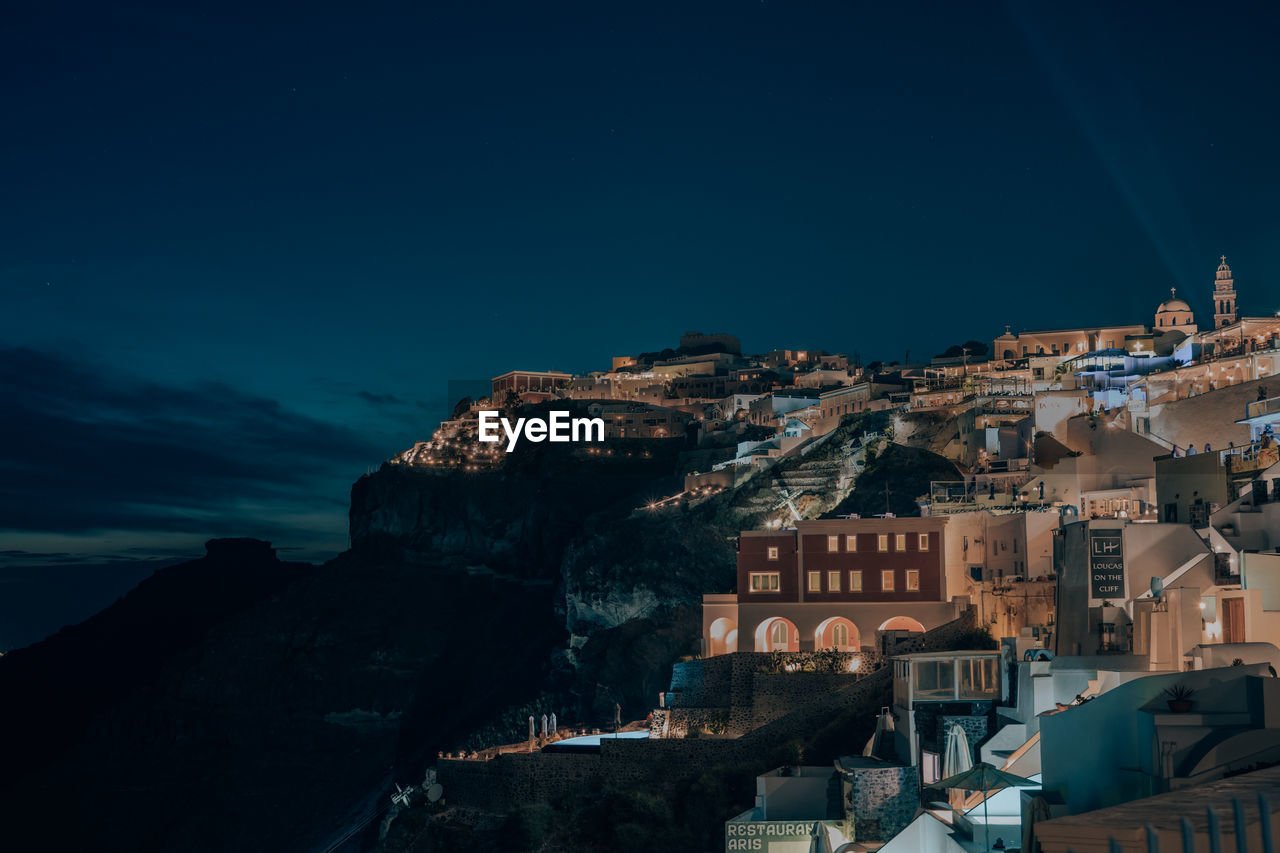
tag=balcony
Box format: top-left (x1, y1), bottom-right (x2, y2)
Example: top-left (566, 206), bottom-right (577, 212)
top-left (1245, 396), bottom-right (1280, 420)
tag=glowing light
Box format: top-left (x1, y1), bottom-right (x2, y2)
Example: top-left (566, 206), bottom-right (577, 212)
top-left (847, 657), bottom-right (862, 673)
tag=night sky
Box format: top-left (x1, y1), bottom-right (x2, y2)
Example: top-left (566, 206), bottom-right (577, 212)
top-left (4, 1), bottom-right (1280, 578)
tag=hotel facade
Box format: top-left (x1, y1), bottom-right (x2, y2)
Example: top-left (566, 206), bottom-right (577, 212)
top-left (703, 517), bottom-right (963, 657)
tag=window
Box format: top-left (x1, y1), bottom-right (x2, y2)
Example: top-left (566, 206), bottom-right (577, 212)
top-left (767, 546), bottom-right (779, 561)
top-left (771, 621), bottom-right (789, 647)
top-left (906, 570), bottom-right (920, 591)
top-left (918, 533), bottom-right (929, 551)
top-left (914, 660), bottom-right (955, 699)
top-left (832, 622), bottom-right (850, 648)
top-left (846, 534), bottom-right (857, 551)
top-left (749, 572), bottom-right (780, 592)
top-left (828, 571), bottom-right (841, 592)
top-left (850, 570), bottom-right (863, 592)
top-left (808, 571), bottom-right (821, 592)
top-left (882, 570), bottom-right (895, 591)
top-left (922, 751), bottom-right (940, 785)
top-left (1013, 539), bottom-right (1018, 553)
top-left (958, 657), bottom-right (998, 698)
top-left (878, 534), bottom-right (889, 552)
top-left (827, 535), bottom-right (840, 552)
top-left (895, 533), bottom-right (906, 551)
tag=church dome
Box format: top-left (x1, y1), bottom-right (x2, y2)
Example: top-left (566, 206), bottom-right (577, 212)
top-left (1154, 286), bottom-right (1196, 331)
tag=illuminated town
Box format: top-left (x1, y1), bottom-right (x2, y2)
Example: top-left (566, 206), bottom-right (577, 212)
top-left (6, 5), bottom-right (1280, 853)
top-left (390, 267), bottom-right (1280, 852)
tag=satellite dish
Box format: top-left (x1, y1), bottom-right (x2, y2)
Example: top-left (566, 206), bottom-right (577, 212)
top-left (426, 783), bottom-right (443, 803)
top-left (1150, 576), bottom-right (1164, 598)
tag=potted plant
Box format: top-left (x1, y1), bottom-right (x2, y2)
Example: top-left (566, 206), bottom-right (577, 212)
top-left (1164, 684), bottom-right (1195, 713)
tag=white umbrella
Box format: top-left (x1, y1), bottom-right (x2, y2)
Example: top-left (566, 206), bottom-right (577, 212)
top-left (943, 722), bottom-right (973, 779)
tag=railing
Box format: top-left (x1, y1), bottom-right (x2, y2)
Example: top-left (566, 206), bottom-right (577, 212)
top-left (1064, 793), bottom-right (1274, 853)
top-left (1247, 396), bottom-right (1280, 420)
top-left (1221, 440), bottom-right (1280, 475)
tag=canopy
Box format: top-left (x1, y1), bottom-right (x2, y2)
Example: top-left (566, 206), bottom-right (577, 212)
top-left (937, 762), bottom-right (1037, 852)
top-left (937, 761), bottom-right (1035, 792)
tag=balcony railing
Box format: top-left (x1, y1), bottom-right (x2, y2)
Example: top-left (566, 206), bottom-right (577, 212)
top-left (1246, 396), bottom-right (1280, 420)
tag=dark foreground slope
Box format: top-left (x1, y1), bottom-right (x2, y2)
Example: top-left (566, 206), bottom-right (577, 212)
top-left (0, 539), bottom-right (561, 852)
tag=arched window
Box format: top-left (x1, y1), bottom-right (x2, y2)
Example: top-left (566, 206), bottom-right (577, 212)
top-left (770, 621), bottom-right (788, 646)
top-left (832, 623), bottom-right (849, 648)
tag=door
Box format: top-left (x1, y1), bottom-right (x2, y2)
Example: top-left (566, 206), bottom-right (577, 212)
top-left (1224, 597), bottom-right (1246, 644)
top-left (770, 620), bottom-right (789, 651)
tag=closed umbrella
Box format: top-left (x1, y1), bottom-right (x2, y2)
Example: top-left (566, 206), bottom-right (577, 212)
top-left (942, 723), bottom-right (973, 779)
top-left (942, 723), bottom-right (973, 810)
top-left (936, 762), bottom-right (1036, 851)
top-left (808, 821), bottom-right (834, 853)
top-left (1022, 794), bottom-right (1051, 853)
top-left (861, 706), bottom-right (896, 759)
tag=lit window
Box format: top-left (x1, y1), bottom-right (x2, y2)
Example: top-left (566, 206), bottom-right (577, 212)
top-left (895, 533), bottom-right (906, 551)
top-left (846, 534), bottom-right (857, 551)
top-left (850, 570), bottom-right (862, 592)
top-left (882, 570), bottom-right (895, 591)
top-left (906, 570), bottom-right (920, 591)
top-left (750, 572), bottom-right (780, 592)
top-left (878, 534), bottom-right (889, 552)
top-left (827, 535), bottom-right (840, 553)
top-left (808, 572), bottom-right (821, 592)
top-left (918, 533), bottom-right (929, 551)
top-left (767, 546), bottom-right (779, 561)
top-left (828, 571), bottom-right (841, 592)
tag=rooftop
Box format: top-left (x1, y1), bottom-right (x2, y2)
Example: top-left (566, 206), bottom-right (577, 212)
top-left (1037, 764), bottom-right (1280, 835)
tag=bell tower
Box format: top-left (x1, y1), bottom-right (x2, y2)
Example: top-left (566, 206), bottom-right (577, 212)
top-left (1213, 255), bottom-right (1238, 329)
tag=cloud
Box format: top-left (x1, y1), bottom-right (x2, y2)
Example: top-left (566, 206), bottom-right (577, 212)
top-left (0, 347), bottom-right (384, 551)
top-left (354, 389), bottom-right (407, 407)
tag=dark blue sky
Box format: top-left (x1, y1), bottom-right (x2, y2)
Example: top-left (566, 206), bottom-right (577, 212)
top-left (3, 0), bottom-right (1279, 565)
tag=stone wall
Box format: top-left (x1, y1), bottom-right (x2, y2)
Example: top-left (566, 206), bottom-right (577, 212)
top-left (937, 714), bottom-right (989, 762)
top-left (749, 672), bottom-right (863, 728)
top-left (844, 762), bottom-right (919, 843)
top-left (437, 608), bottom-right (978, 813)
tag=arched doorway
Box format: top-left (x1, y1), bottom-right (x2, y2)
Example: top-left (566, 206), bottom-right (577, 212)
top-left (709, 617), bottom-right (738, 656)
top-left (814, 617), bottom-right (860, 652)
top-left (878, 616), bottom-right (926, 633)
top-left (754, 617), bottom-right (800, 652)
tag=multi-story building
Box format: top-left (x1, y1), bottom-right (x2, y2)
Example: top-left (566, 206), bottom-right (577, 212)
top-left (585, 402), bottom-right (693, 439)
top-left (491, 369), bottom-right (574, 400)
top-left (993, 324), bottom-right (1148, 362)
top-left (702, 518), bottom-right (963, 657)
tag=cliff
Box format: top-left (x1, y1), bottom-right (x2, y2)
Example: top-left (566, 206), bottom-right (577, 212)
top-left (0, 410), bottom-right (887, 851)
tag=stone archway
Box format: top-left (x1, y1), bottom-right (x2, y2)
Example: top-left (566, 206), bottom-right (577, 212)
top-left (878, 615), bottom-right (926, 633)
top-left (709, 617), bottom-right (738, 656)
top-left (754, 617), bottom-right (800, 652)
top-left (814, 617), bottom-right (861, 652)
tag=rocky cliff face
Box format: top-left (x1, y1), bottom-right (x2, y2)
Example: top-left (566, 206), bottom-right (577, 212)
top-left (0, 411), bottom-right (894, 852)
